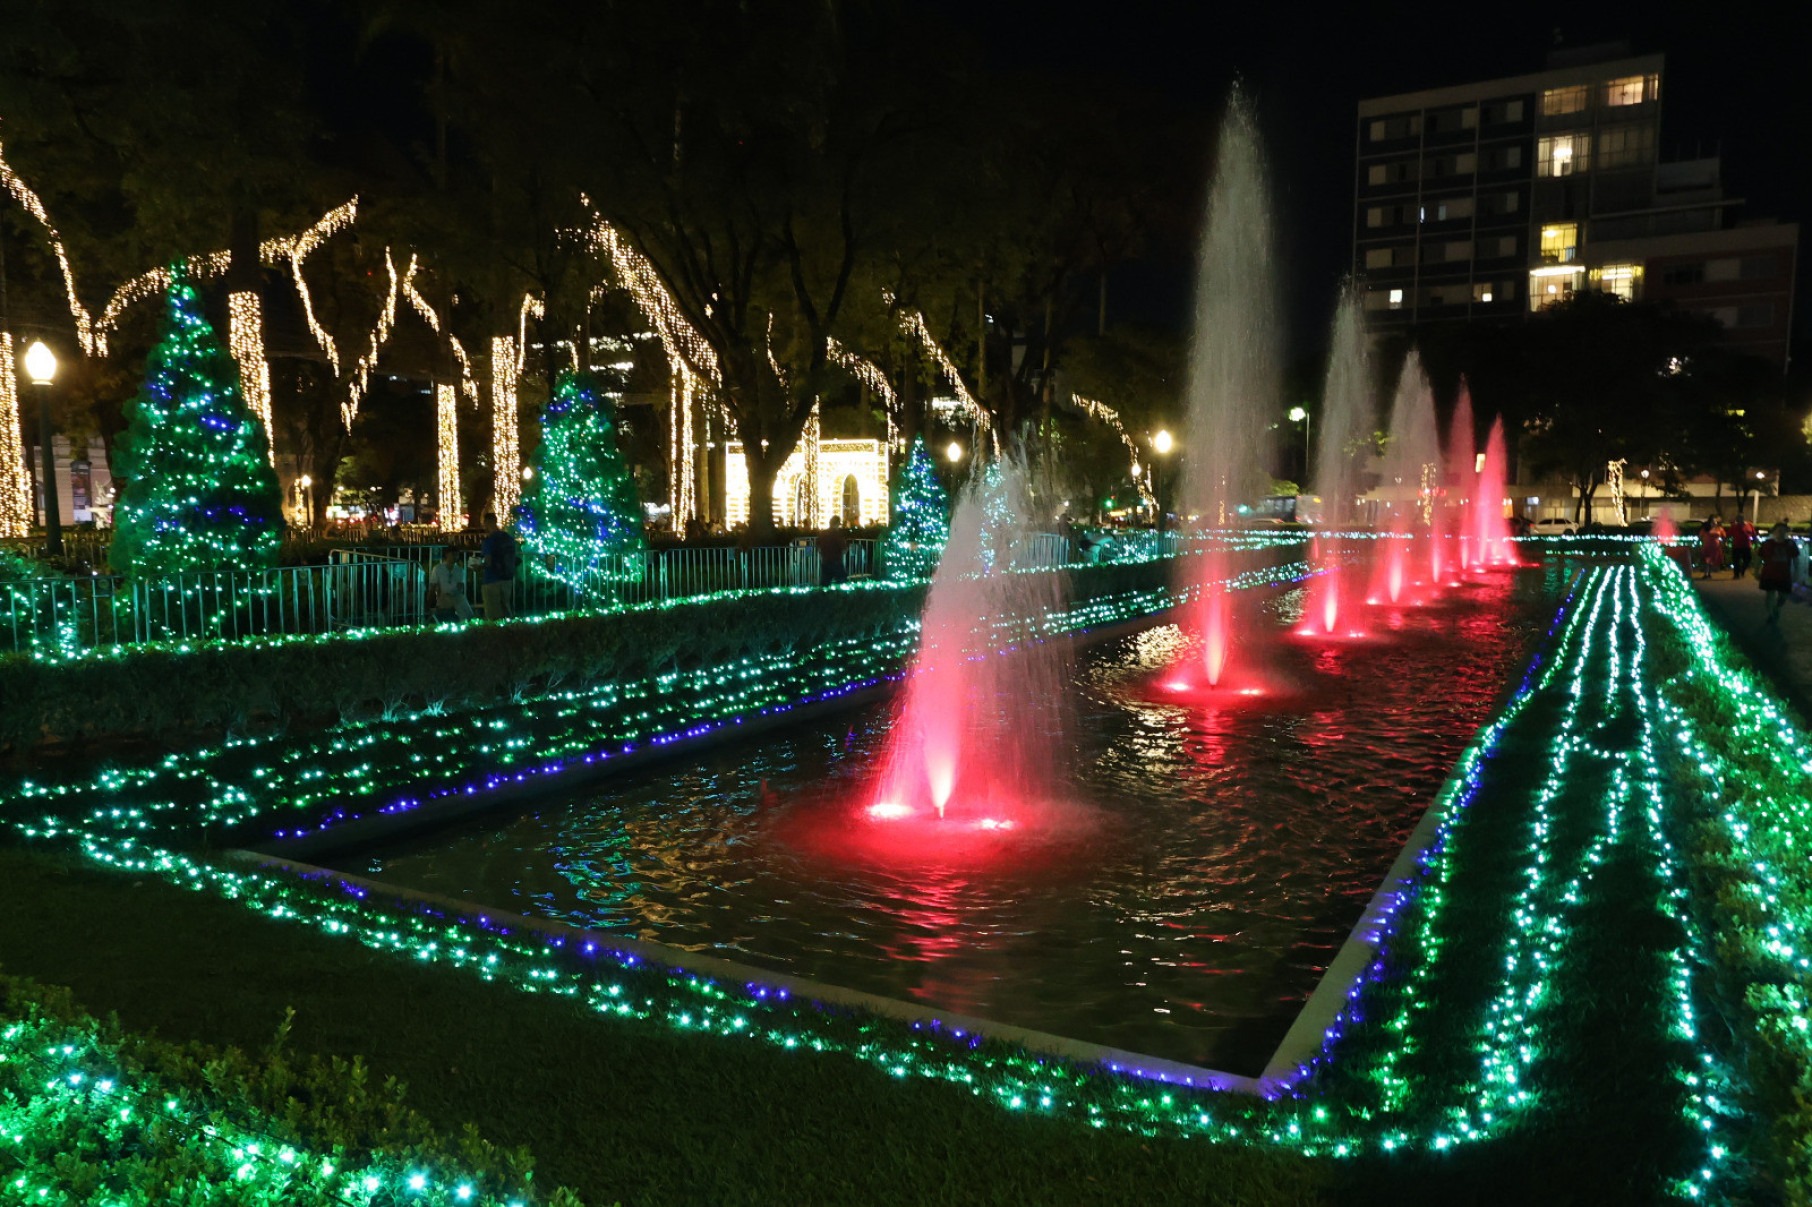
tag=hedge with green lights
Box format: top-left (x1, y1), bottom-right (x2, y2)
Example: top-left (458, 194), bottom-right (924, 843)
top-left (0, 558), bottom-right (1200, 752)
top-left (0, 973), bottom-right (580, 1206)
top-left (1636, 543), bottom-right (1812, 1202)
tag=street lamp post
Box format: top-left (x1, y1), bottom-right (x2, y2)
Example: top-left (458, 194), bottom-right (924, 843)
top-left (1288, 405), bottom-right (1311, 485)
top-left (1150, 428), bottom-right (1174, 530)
top-left (23, 340), bottom-right (60, 557)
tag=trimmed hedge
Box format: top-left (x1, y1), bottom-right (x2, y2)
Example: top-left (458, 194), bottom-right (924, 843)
top-left (0, 972), bottom-right (582, 1205)
top-left (0, 560), bottom-right (1187, 753)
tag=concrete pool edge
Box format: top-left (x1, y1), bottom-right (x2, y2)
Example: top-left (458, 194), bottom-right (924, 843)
top-left (224, 848), bottom-right (1263, 1095)
top-left (1254, 782), bottom-right (1448, 1094)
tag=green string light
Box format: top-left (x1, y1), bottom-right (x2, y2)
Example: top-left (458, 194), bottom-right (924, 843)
top-left (516, 369), bottom-right (645, 594)
top-left (108, 265), bottom-right (284, 579)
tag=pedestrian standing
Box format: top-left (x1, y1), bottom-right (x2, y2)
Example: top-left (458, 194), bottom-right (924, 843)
top-left (479, 511), bottom-right (519, 620)
top-left (817, 515), bottom-right (849, 586)
top-left (1730, 516), bottom-right (1757, 579)
top-left (1758, 521), bottom-right (1800, 626)
top-left (1699, 516), bottom-right (1727, 580)
top-left (426, 546), bottom-right (474, 622)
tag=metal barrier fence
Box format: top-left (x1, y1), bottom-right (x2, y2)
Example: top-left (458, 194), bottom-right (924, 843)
top-left (2, 529), bottom-right (1190, 656)
top-left (0, 538), bottom-right (885, 654)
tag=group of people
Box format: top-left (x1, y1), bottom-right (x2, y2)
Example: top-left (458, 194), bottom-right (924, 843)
top-left (424, 511), bottom-right (519, 623)
top-left (1699, 514), bottom-right (1803, 625)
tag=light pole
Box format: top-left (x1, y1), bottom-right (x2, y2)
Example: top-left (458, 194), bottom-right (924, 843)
top-left (1150, 428), bottom-right (1174, 529)
top-left (298, 474), bottom-right (314, 526)
top-left (23, 340), bottom-right (60, 557)
top-left (1288, 405), bottom-right (1311, 485)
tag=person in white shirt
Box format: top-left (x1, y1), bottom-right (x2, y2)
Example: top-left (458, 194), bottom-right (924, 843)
top-left (426, 546), bottom-right (474, 622)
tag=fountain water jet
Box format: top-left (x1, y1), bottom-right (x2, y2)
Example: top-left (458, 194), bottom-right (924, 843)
top-left (868, 456), bottom-right (1071, 827)
top-left (1473, 415), bottom-right (1519, 566)
top-left (1176, 89), bottom-right (1279, 686)
top-left (1448, 387), bottom-right (1478, 570)
top-left (1368, 352), bottom-right (1442, 606)
top-left (1299, 284), bottom-right (1370, 638)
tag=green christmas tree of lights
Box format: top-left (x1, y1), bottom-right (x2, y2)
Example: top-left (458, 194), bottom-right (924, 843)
top-left (517, 368), bottom-right (645, 591)
top-left (881, 435), bottom-right (950, 580)
top-left (110, 268), bottom-right (283, 577)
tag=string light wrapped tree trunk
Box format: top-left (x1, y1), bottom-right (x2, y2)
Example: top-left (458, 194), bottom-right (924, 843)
top-left (109, 268), bottom-right (284, 576)
top-left (517, 369), bottom-right (645, 593)
top-left (881, 436), bottom-right (950, 580)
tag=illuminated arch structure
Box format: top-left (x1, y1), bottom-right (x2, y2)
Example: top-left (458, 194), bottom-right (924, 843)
top-left (723, 436), bottom-right (889, 530)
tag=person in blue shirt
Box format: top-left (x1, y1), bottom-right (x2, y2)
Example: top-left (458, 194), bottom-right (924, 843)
top-left (478, 511), bottom-right (519, 620)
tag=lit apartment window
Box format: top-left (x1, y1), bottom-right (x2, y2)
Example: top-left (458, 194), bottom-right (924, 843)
top-left (1540, 223), bottom-right (1579, 263)
top-left (1528, 265), bottom-right (1584, 311)
top-left (1541, 85), bottom-right (1587, 115)
top-left (1473, 282), bottom-right (1496, 303)
top-left (1537, 134), bottom-right (1589, 177)
top-left (1596, 124), bottom-right (1656, 169)
top-left (1590, 263), bottom-right (1644, 301)
top-left (1603, 74), bottom-right (1659, 106)
top-left (1388, 289), bottom-right (1405, 310)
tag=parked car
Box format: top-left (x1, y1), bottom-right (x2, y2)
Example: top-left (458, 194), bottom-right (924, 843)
top-left (1529, 518), bottom-right (1576, 536)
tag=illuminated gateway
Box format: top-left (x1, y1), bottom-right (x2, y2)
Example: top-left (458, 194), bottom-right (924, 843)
top-left (723, 437), bottom-right (889, 529)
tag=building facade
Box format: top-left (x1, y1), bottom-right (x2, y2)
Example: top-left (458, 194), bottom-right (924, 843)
top-left (1355, 46), bottom-right (1798, 369)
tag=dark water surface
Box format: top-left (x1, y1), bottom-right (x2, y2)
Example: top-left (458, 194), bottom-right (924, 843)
top-left (361, 568), bottom-right (1565, 1073)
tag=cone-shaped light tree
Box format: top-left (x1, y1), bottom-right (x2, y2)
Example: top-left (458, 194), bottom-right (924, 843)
top-left (881, 436), bottom-right (950, 581)
top-left (517, 369), bottom-right (645, 591)
top-left (110, 269), bottom-right (284, 577)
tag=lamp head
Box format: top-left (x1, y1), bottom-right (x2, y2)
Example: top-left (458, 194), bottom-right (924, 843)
top-left (1152, 429), bottom-right (1174, 456)
top-left (946, 440), bottom-right (964, 463)
top-left (1287, 406), bottom-right (1308, 424)
top-left (23, 340), bottom-right (57, 386)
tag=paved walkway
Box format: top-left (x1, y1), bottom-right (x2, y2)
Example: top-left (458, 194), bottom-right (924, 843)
top-left (1693, 571), bottom-right (1812, 721)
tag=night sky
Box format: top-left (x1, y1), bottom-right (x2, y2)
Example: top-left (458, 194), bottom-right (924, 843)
top-left (953, 0), bottom-right (1812, 365)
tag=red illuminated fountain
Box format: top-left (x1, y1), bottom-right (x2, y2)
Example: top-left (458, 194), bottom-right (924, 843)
top-left (1167, 90), bottom-right (1283, 698)
top-left (863, 457), bottom-right (1074, 842)
top-left (1447, 385), bottom-right (1526, 573)
top-left (1367, 351), bottom-right (1445, 607)
top-left (1297, 283), bottom-right (1372, 641)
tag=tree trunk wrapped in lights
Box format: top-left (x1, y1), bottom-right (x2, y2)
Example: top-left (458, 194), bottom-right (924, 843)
top-left (109, 267), bottom-right (284, 577)
top-left (880, 436), bottom-right (949, 581)
top-left (517, 369), bottom-right (645, 593)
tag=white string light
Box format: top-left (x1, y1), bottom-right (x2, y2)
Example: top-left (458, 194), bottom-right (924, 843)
top-left (801, 399), bottom-right (823, 528)
top-left (669, 366), bottom-right (696, 523)
top-left (518, 294), bottom-right (544, 372)
top-left (883, 293), bottom-right (991, 439)
top-left (0, 133), bottom-right (99, 355)
top-left (825, 335), bottom-right (899, 451)
top-left (400, 276), bottom-right (477, 531)
top-left (341, 251), bottom-right (413, 429)
top-left (1072, 394), bottom-right (1154, 508)
top-left (94, 252), bottom-right (231, 358)
top-left (273, 198), bottom-right (359, 375)
top-left (579, 201), bottom-right (721, 385)
top-left (0, 333), bottom-right (31, 536)
top-left (226, 292), bottom-right (275, 466)
top-left (400, 275), bottom-right (480, 404)
top-left (491, 334), bottom-right (520, 518)
top-left (436, 383), bottom-right (462, 531)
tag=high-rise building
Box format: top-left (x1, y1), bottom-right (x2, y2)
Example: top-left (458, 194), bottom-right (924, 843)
top-left (1355, 45), bottom-right (1798, 368)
